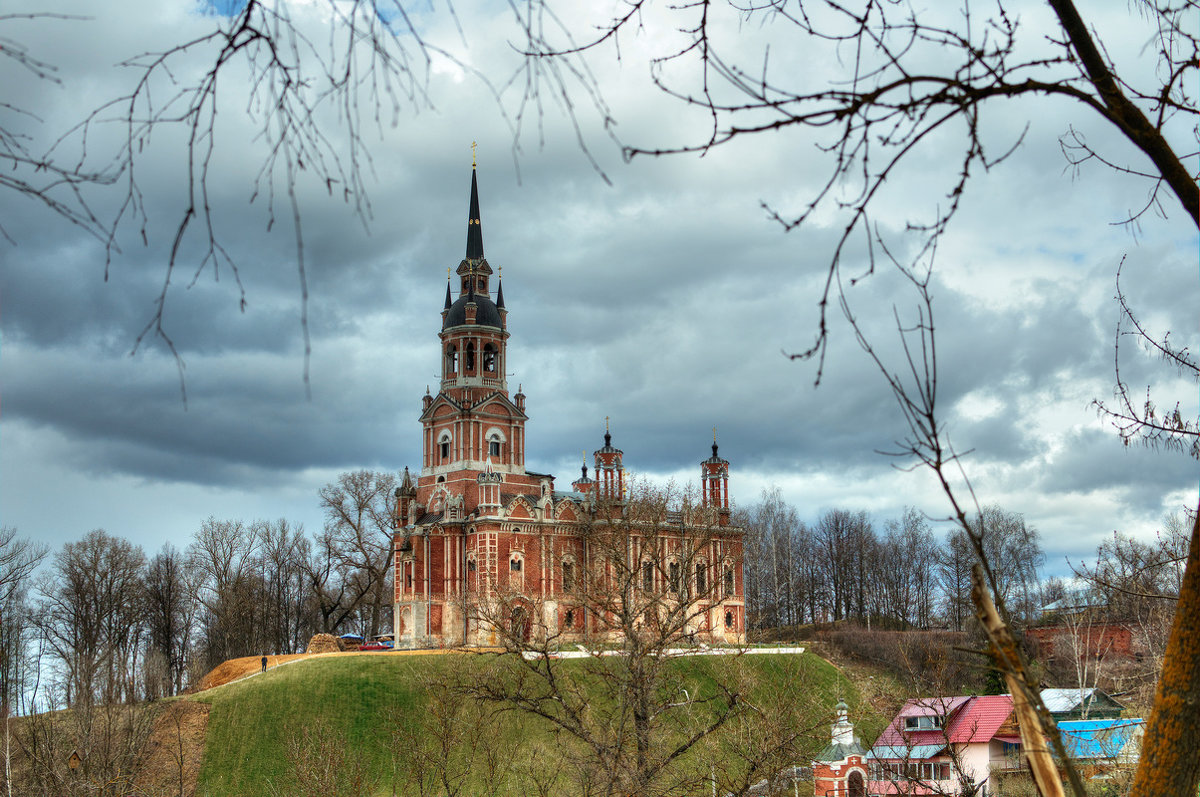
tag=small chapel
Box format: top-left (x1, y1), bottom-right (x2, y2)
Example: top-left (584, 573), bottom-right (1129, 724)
top-left (391, 162), bottom-right (745, 647)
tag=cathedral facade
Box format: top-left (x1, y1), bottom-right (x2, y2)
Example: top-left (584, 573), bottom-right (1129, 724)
top-left (391, 165), bottom-right (744, 648)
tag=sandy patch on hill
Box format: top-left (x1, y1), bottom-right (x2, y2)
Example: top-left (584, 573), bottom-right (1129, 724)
top-left (135, 701), bottom-right (211, 797)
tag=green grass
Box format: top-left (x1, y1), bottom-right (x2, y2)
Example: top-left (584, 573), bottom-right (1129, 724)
top-left (192, 650), bottom-right (874, 797)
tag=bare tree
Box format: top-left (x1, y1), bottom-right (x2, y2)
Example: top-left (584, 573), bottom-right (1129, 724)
top-left (258, 519), bottom-right (314, 654)
top-left (511, 3), bottom-right (1197, 787)
top-left (935, 532), bottom-right (975, 634)
top-left (0, 528), bottom-right (47, 712)
top-left (35, 530), bottom-right (146, 708)
top-left (187, 517), bottom-right (261, 671)
top-left (453, 483), bottom-right (816, 797)
top-left (143, 544), bottom-right (197, 697)
top-left (318, 470), bottom-right (397, 638)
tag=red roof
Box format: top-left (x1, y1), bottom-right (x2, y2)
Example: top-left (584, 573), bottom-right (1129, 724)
top-left (948, 695), bottom-right (1013, 743)
top-left (874, 695), bottom-right (1014, 749)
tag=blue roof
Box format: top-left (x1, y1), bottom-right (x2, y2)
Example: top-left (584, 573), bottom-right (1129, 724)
top-left (1058, 719), bottom-right (1144, 760)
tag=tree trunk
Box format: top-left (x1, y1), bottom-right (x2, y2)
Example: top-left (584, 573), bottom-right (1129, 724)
top-left (1130, 506), bottom-right (1200, 795)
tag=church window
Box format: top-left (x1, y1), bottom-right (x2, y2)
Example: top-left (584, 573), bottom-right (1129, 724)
top-left (406, 572), bottom-right (413, 588)
top-left (489, 435), bottom-right (501, 458)
top-left (668, 561), bottom-right (681, 593)
top-left (723, 567), bottom-right (734, 597)
top-left (440, 441), bottom-right (450, 460)
top-left (510, 556), bottom-right (522, 572)
top-left (642, 561), bottom-right (654, 592)
top-left (695, 562), bottom-right (707, 595)
top-left (724, 610), bottom-right (734, 629)
top-left (445, 345), bottom-right (458, 376)
top-left (465, 342), bottom-right (476, 371)
top-left (467, 557), bottom-right (476, 573)
top-left (483, 343), bottom-right (497, 373)
top-left (561, 561), bottom-right (574, 592)
top-left (564, 609), bottom-right (575, 627)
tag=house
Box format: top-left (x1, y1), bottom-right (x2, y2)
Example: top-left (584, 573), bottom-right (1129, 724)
top-left (1038, 688), bottom-right (1125, 721)
top-left (391, 163), bottom-right (745, 647)
top-left (868, 695), bottom-right (1021, 796)
top-left (1058, 719), bottom-right (1144, 770)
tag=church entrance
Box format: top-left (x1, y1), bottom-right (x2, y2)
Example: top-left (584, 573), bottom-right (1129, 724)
top-left (510, 606), bottom-right (531, 642)
top-left (848, 770), bottom-right (864, 797)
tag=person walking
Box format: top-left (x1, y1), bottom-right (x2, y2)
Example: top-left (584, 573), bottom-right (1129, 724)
top-left (261, 654), bottom-right (268, 673)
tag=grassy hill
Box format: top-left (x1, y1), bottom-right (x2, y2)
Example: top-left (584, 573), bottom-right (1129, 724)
top-left (189, 649), bottom-right (879, 797)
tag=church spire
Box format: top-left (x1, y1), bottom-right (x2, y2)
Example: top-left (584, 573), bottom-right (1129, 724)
top-left (466, 162), bottom-right (484, 261)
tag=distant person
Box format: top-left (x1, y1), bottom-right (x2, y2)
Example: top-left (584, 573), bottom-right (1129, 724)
top-left (261, 654), bottom-right (268, 673)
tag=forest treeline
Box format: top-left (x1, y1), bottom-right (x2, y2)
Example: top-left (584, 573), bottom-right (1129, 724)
top-left (739, 488), bottom-right (1188, 638)
top-left (0, 477), bottom-right (1188, 715)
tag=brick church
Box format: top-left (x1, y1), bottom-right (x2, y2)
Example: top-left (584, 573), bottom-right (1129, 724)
top-left (391, 163), bottom-right (745, 647)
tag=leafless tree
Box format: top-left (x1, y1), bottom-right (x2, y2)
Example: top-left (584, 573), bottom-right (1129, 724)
top-left (454, 482), bottom-right (818, 797)
top-left (13, 696), bottom-right (156, 797)
top-left (258, 519), bottom-right (313, 654)
top-left (35, 530), bottom-right (147, 708)
top-left (0, 528), bottom-right (47, 713)
top-left (187, 517), bottom-right (262, 671)
top-left (143, 544), bottom-right (197, 698)
top-left (878, 507), bottom-right (939, 630)
top-left (389, 658), bottom-right (517, 797)
top-left (512, 2), bottom-right (1197, 786)
top-left (268, 717), bottom-right (377, 797)
top-left (318, 470), bottom-right (397, 638)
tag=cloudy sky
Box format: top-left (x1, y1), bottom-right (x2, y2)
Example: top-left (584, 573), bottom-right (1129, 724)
top-left (1, 0), bottom-right (1195, 576)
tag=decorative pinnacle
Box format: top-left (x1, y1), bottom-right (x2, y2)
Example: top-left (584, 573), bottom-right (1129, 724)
top-left (471, 140), bottom-right (477, 168)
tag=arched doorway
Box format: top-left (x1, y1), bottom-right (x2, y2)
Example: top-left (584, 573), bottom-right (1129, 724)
top-left (510, 606), bottom-right (531, 642)
top-left (848, 770), bottom-right (865, 797)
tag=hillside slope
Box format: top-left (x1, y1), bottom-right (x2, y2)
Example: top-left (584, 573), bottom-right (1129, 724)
top-left (189, 649), bottom-right (868, 797)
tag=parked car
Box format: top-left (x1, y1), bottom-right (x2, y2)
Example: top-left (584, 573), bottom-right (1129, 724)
top-left (360, 640), bottom-right (393, 651)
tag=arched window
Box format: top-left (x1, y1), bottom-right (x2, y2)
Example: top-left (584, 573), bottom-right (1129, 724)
top-left (564, 609), bottom-right (575, 628)
top-left (489, 433), bottom-right (501, 458)
top-left (561, 559), bottom-right (575, 592)
top-left (438, 432), bottom-right (452, 462)
top-left (668, 560), bottom-right (681, 594)
top-left (483, 343), bottom-right (497, 373)
top-left (723, 566), bottom-right (734, 597)
top-left (695, 561), bottom-right (708, 596)
top-left (445, 345), bottom-right (458, 376)
top-left (724, 610), bottom-right (734, 629)
top-left (642, 561), bottom-right (654, 592)
top-left (465, 342), bottom-right (476, 371)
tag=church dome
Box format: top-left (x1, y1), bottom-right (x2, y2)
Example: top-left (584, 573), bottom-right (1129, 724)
top-left (444, 292), bottom-right (503, 329)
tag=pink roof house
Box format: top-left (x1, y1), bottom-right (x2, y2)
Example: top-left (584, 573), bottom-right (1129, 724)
top-left (868, 695), bottom-right (1021, 795)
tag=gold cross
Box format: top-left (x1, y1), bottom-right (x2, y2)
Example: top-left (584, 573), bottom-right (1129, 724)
top-left (471, 141), bottom-right (477, 167)
top-left (713, 426), bottom-right (717, 442)
top-left (605, 415), bottom-right (610, 433)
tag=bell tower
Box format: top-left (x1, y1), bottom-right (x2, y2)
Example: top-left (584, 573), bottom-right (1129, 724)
top-left (418, 161), bottom-right (527, 487)
top-left (701, 433), bottom-right (731, 523)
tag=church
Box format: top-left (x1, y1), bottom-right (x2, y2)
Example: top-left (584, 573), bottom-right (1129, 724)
top-left (391, 163), bottom-right (744, 648)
